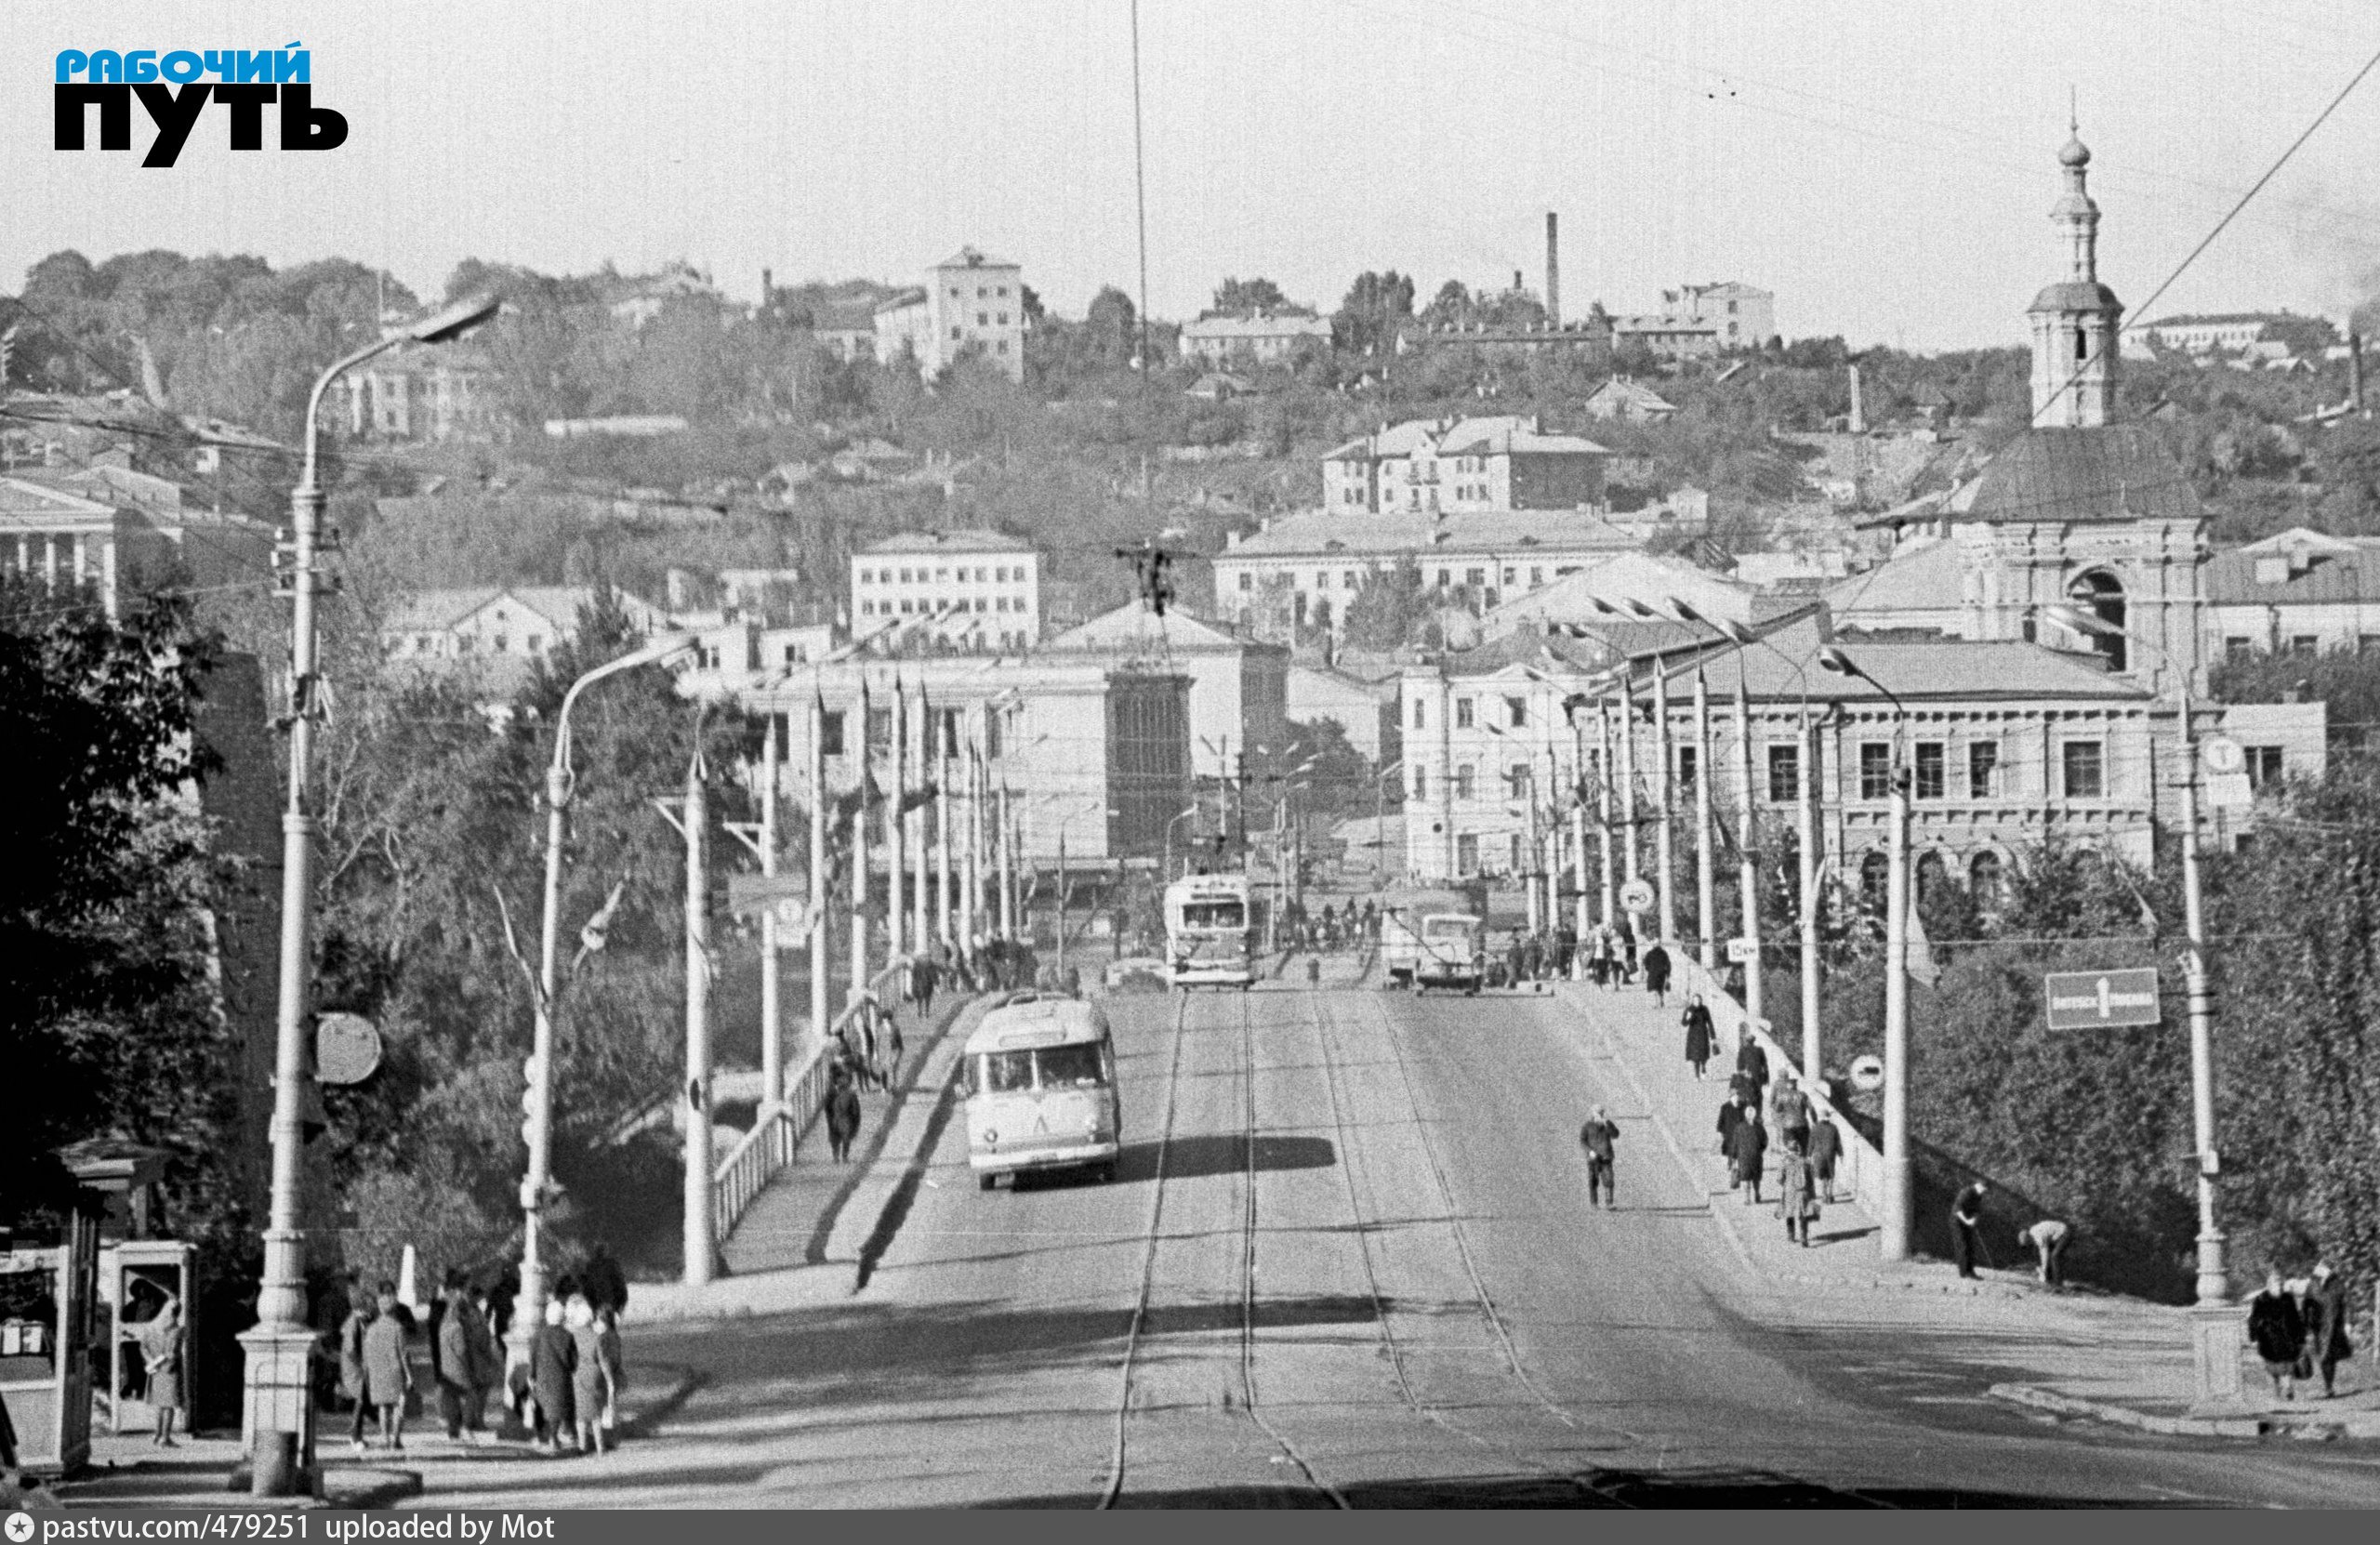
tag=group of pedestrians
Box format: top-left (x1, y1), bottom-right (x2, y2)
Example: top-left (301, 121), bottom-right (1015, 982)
top-left (1280, 900), bottom-right (1380, 953)
top-left (2248, 1265), bottom-right (2358, 1402)
top-left (1701, 1015), bottom-right (1839, 1244)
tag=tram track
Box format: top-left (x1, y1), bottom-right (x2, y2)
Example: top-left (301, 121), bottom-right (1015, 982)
top-left (1099, 986), bottom-right (1345, 1509)
top-left (1302, 986), bottom-right (1639, 1506)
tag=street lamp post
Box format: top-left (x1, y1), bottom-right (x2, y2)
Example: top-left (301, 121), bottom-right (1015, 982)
top-left (1818, 644), bottom-right (1912, 1262)
top-left (1164, 803), bottom-right (1201, 879)
top-left (240, 294), bottom-right (498, 1498)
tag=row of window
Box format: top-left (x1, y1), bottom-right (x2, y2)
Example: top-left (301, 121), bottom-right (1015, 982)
top-left (945, 329), bottom-right (1012, 352)
top-left (948, 284), bottom-right (1012, 299)
top-left (858, 564), bottom-right (1029, 585)
top-left (2224, 635), bottom-right (2369, 660)
top-left (858, 596), bottom-right (1029, 615)
top-left (397, 630), bottom-right (544, 656)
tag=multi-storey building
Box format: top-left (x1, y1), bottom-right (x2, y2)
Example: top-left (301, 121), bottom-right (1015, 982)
top-left (1039, 602), bottom-right (1288, 782)
top-left (1177, 311), bottom-right (1333, 366)
top-left (1662, 281), bottom-right (1776, 350)
top-left (851, 529), bottom-right (1041, 651)
top-left (1320, 415), bottom-right (1610, 516)
top-left (339, 352), bottom-right (503, 443)
top-left (2, 456), bottom-right (271, 619)
top-left (1210, 508), bottom-right (1642, 639)
top-left (874, 247), bottom-right (1027, 382)
top-left (380, 586), bottom-right (672, 685)
top-left (2203, 527), bottom-right (2380, 658)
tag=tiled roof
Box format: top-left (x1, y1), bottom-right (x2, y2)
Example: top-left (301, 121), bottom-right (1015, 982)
top-left (2205, 539), bottom-right (2380, 604)
top-left (1583, 377), bottom-right (1678, 413)
top-left (2028, 280), bottom-right (2122, 314)
top-left (1824, 535), bottom-right (1965, 616)
top-left (1686, 615), bottom-right (2149, 705)
top-left (1220, 508), bottom-right (1638, 559)
top-left (1044, 602), bottom-right (1272, 654)
top-left (1960, 426), bottom-right (2200, 525)
top-left (936, 246), bottom-right (1018, 271)
top-left (858, 528), bottom-right (1037, 556)
top-left (1182, 313), bottom-right (1330, 338)
top-left (1318, 415), bottom-right (1607, 463)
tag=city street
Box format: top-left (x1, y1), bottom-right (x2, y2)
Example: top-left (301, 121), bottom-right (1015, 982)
top-left (384, 971), bottom-right (2380, 1508)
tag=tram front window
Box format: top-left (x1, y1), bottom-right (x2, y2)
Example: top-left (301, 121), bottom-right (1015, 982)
top-left (1036, 1042), bottom-right (1108, 1089)
top-left (1180, 901), bottom-right (1245, 930)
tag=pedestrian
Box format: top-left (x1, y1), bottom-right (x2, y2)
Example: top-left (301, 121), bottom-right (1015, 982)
top-left (567, 1294), bottom-right (608, 1455)
top-left (2307, 1262), bottom-right (2354, 1398)
top-left (361, 1285), bottom-right (413, 1452)
top-left (1587, 928), bottom-right (1610, 988)
top-left (1504, 932), bottom-right (1527, 991)
top-left (1776, 1081), bottom-right (1811, 1156)
top-left (529, 1297), bottom-right (577, 1453)
top-left (911, 951), bottom-right (939, 1019)
top-left (2247, 1271), bottom-right (2306, 1403)
top-left (579, 1243), bottom-right (628, 1320)
top-left (1306, 954), bottom-right (1321, 988)
top-left (2018, 1219), bottom-right (2070, 1288)
top-left (1682, 995), bottom-right (1715, 1079)
top-left (1727, 1107), bottom-right (1768, 1204)
top-left (882, 1007), bottom-right (906, 1089)
top-left (1620, 926), bottom-right (1639, 983)
top-left (1778, 1135), bottom-right (1818, 1246)
top-left (826, 1063), bottom-right (862, 1163)
top-left (1642, 942), bottom-right (1671, 1005)
top-left (1716, 1094), bottom-right (1747, 1165)
top-left (595, 1306), bottom-right (627, 1445)
top-left (1579, 1105), bottom-right (1620, 1211)
top-left (1555, 926), bottom-right (1577, 980)
top-left (1727, 1067), bottom-right (1760, 1107)
top-left (1523, 932), bottom-right (1545, 984)
top-left (1950, 1182), bottom-right (1988, 1279)
top-left (1736, 1036), bottom-right (1770, 1100)
top-left (338, 1290), bottom-right (377, 1454)
top-left (436, 1274), bottom-right (482, 1442)
top-left (138, 1295), bottom-right (183, 1446)
top-left (1808, 1115), bottom-right (1842, 1204)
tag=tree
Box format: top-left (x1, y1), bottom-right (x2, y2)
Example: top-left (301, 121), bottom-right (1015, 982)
top-left (1333, 271), bottom-right (1415, 357)
top-left (1209, 277), bottom-right (1297, 317)
top-left (1341, 555), bottom-right (1430, 650)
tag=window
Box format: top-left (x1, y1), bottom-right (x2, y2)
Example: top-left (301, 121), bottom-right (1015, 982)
top-left (2246, 745), bottom-right (2284, 791)
top-left (1344, 571), bottom-right (1357, 588)
top-left (1410, 766), bottom-right (1426, 799)
top-left (1530, 567), bottom-right (1543, 586)
top-left (1502, 567), bottom-right (1517, 586)
top-left (996, 597), bottom-right (1010, 613)
top-left (998, 312), bottom-right (1009, 325)
top-left (1766, 744), bottom-right (1800, 803)
top-left (818, 711), bottom-right (845, 756)
top-left (2288, 635), bottom-right (2320, 656)
top-left (898, 568), bottom-right (912, 583)
top-left (1506, 696), bottom-right (1527, 729)
top-left (1456, 833), bottom-right (1480, 875)
top-left (1456, 765), bottom-right (1476, 801)
top-left (1466, 568), bottom-right (1486, 588)
top-left (1507, 764), bottom-right (1529, 798)
top-left (859, 601), bottom-right (874, 616)
top-left (525, 634), bottom-right (543, 655)
top-left (1913, 742), bottom-right (1946, 800)
top-left (996, 340), bottom-right (1008, 354)
top-left (1858, 743), bottom-right (1893, 799)
top-left (783, 643), bottom-right (805, 665)
top-left (1456, 698), bottom-right (1475, 729)
top-left (1968, 741), bottom-right (2000, 799)
top-left (2226, 637), bottom-right (2254, 662)
top-left (2062, 741), bottom-right (2106, 799)
top-left (1677, 746), bottom-right (1698, 787)
top-left (1510, 834), bottom-right (1526, 872)
top-left (1412, 698), bottom-right (1426, 731)
top-left (978, 312), bottom-right (988, 326)
top-left (1437, 569), bottom-right (1451, 588)
top-left (974, 598), bottom-right (988, 612)
top-left (950, 326), bottom-right (963, 340)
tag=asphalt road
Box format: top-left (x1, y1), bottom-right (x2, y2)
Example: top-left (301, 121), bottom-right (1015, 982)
top-left (414, 976), bottom-right (2380, 1508)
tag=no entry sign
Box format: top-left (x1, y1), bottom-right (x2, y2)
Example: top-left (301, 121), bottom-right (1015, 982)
top-left (2043, 968), bottom-right (2162, 1030)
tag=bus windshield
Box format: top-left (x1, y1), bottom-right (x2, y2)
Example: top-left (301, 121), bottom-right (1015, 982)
top-left (978, 1050), bottom-right (1036, 1094)
top-left (1422, 918), bottom-right (1475, 942)
top-left (1179, 901), bottom-right (1245, 930)
top-left (1037, 1042), bottom-right (1108, 1089)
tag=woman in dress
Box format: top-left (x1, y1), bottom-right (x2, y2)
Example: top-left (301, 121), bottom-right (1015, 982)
top-left (139, 1296), bottom-right (183, 1446)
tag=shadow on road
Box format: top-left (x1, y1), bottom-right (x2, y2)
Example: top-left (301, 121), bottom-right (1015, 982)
top-left (1115, 1132), bottom-right (1336, 1182)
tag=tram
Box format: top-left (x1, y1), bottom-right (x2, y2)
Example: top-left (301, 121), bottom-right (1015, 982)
top-left (1163, 871), bottom-right (1255, 990)
top-left (963, 992), bottom-right (1121, 1189)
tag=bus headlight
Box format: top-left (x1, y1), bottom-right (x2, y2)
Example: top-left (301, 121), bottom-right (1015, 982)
top-left (981, 1129), bottom-right (998, 1146)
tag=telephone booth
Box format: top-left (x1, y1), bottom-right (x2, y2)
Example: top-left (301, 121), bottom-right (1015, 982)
top-left (100, 1240), bottom-right (196, 1434)
top-left (0, 1210), bottom-right (99, 1475)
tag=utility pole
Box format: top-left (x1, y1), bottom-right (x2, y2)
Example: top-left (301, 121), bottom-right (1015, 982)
top-left (911, 682), bottom-right (930, 960)
top-left (1056, 828), bottom-right (1070, 980)
top-left (1234, 744), bottom-right (1250, 876)
top-left (808, 693), bottom-right (828, 1062)
top-left (1733, 677), bottom-right (1764, 1038)
top-left (1594, 698), bottom-right (1616, 928)
top-left (937, 708), bottom-right (955, 951)
top-left (1569, 723), bottom-right (1592, 949)
top-left (1616, 682), bottom-right (1641, 888)
top-left (1798, 712), bottom-right (1824, 1089)
top-left (2176, 686), bottom-right (2241, 1407)
top-left (962, 740), bottom-right (983, 957)
top-left (1524, 788), bottom-right (1542, 937)
top-left (759, 712), bottom-right (783, 1106)
top-left (886, 679), bottom-right (905, 963)
top-left (671, 747), bottom-right (715, 1288)
top-left (1693, 670), bottom-right (1716, 971)
top-left (1653, 658), bottom-right (1676, 946)
top-left (998, 783), bottom-right (1016, 944)
top-left (850, 696), bottom-right (871, 1010)
top-left (1879, 760), bottom-right (1912, 1263)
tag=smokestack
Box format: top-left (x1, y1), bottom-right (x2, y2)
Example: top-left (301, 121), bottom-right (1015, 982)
top-left (1545, 212), bottom-right (1561, 328)
top-left (1847, 363), bottom-right (1866, 434)
top-left (1514, 270), bottom-right (1524, 295)
top-left (2353, 330), bottom-right (2366, 416)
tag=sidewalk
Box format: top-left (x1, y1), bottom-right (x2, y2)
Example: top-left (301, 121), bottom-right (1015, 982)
top-left (1555, 971), bottom-right (2380, 1442)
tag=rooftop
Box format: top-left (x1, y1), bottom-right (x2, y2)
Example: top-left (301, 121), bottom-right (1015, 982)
top-left (858, 528), bottom-right (1038, 556)
top-left (1182, 312), bottom-right (1331, 338)
top-left (1043, 601), bottom-right (1279, 655)
top-left (1959, 425), bottom-right (2201, 526)
top-left (1221, 508), bottom-right (1640, 560)
top-left (1320, 414), bottom-right (1610, 463)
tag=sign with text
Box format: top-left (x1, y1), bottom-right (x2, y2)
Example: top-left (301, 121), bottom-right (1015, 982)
top-left (1726, 937), bottom-right (1758, 964)
top-left (2044, 968), bottom-right (2162, 1030)
top-left (1620, 878), bottom-right (1656, 915)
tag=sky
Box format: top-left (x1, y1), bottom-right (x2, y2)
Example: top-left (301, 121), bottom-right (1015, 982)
top-left (11, 0), bottom-right (2380, 351)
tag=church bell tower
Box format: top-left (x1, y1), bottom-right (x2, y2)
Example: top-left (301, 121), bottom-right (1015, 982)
top-left (2027, 124), bottom-right (2122, 427)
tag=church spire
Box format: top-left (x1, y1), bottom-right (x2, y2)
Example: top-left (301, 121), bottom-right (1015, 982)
top-left (2028, 115), bottom-right (2122, 427)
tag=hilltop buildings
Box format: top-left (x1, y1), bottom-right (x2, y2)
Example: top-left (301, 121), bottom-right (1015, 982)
top-left (1321, 415), bottom-right (1611, 516)
top-left (875, 247), bottom-right (1027, 382)
top-left (850, 529), bottom-right (1041, 651)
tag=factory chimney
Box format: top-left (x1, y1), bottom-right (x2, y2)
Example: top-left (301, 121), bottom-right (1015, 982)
top-left (1847, 363), bottom-right (1866, 434)
top-left (1545, 212), bottom-right (1561, 328)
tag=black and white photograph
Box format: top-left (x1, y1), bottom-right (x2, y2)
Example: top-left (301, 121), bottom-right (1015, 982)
top-left (7, 0), bottom-right (2380, 1514)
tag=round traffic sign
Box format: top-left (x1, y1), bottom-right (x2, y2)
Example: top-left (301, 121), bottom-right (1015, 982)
top-left (1848, 1053), bottom-right (1884, 1092)
top-left (2201, 736), bottom-right (2244, 775)
top-left (1619, 878), bottom-right (1656, 914)
top-left (315, 1012), bottom-right (383, 1086)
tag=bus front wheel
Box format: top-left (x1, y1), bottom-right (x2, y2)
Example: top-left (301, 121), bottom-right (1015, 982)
top-left (979, 1173), bottom-right (998, 1192)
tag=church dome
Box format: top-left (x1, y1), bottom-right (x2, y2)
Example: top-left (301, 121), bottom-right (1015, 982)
top-left (2058, 134), bottom-right (2091, 168)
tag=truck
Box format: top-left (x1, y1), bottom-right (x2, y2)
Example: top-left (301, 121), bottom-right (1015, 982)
top-left (1378, 890), bottom-right (1485, 996)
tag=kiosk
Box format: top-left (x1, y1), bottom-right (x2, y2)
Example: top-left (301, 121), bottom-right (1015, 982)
top-left (100, 1241), bottom-right (196, 1435)
top-left (0, 1212), bottom-right (98, 1475)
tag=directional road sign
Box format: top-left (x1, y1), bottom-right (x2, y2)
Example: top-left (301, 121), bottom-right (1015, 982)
top-left (315, 1012), bottom-right (382, 1086)
top-left (2043, 967), bottom-right (2162, 1030)
top-left (727, 872), bottom-right (809, 918)
top-left (1726, 937), bottom-right (1758, 965)
top-left (1848, 1054), bottom-right (1884, 1092)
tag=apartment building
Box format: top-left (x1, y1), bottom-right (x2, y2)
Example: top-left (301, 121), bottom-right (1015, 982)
top-left (1321, 414), bottom-right (1611, 516)
top-left (851, 529), bottom-right (1041, 651)
top-left (874, 246), bottom-right (1027, 382)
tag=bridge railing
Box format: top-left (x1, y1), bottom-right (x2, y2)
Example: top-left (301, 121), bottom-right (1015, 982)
top-left (710, 960), bottom-right (910, 1244)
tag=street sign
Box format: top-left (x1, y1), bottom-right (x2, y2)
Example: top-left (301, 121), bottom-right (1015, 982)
top-left (1848, 1054), bottom-right (1884, 1091)
top-left (2205, 772), bottom-right (2254, 810)
top-left (2201, 735), bottom-right (2244, 775)
top-left (770, 896), bottom-right (813, 934)
top-left (1619, 878), bottom-right (1656, 914)
top-left (727, 873), bottom-right (809, 918)
top-left (315, 1012), bottom-right (382, 1086)
top-left (2044, 967), bottom-right (2162, 1030)
top-left (1726, 937), bottom-right (1758, 965)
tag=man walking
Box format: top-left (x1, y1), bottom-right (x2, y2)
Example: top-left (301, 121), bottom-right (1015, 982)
top-left (1808, 1114), bottom-right (1842, 1204)
top-left (1950, 1182), bottom-right (1988, 1279)
top-left (2017, 1218), bottom-right (2069, 1287)
top-left (1727, 1106), bottom-right (1768, 1204)
top-left (1579, 1105), bottom-right (1620, 1211)
top-left (2307, 1262), bottom-right (2354, 1398)
top-left (1642, 941), bottom-right (1672, 1006)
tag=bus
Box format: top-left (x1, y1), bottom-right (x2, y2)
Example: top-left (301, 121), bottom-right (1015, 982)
top-left (1163, 872), bottom-right (1254, 990)
top-left (963, 993), bottom-right (1122, 1189)
top-left (1378, 889), bottom-right (1486, 995)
